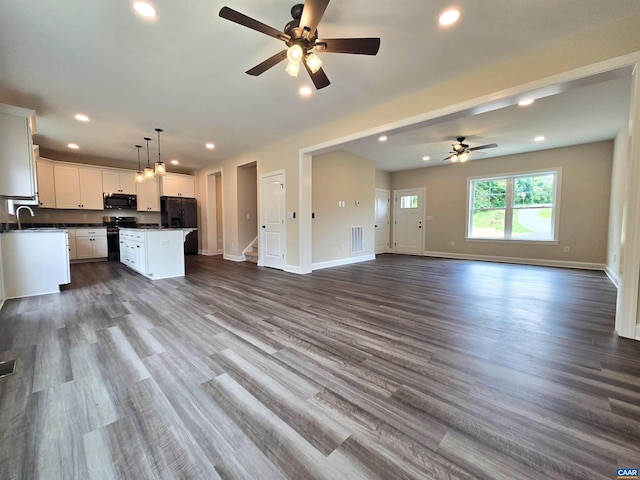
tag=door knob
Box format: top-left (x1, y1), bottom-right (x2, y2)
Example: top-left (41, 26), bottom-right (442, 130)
top-left (262, 225), bottom-right (266, 228)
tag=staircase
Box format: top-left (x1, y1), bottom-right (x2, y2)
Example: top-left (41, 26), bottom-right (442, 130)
top-left (243, 236), bottom-right (258, 263)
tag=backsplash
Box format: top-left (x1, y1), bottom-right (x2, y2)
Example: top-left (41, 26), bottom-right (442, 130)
top-left (20, 207), bottom-right (161, 226)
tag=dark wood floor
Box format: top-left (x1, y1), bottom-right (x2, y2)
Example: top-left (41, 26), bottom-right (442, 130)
top-left (1, 254), bottom-right (639, 479)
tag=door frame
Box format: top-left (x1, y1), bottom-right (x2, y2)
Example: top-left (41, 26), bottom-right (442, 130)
top-left (375, 188), bottom-right (391, 254)
top-left (393, 187), bottom-right (426, 255)
top-left (259, 169), bottom-right (286, 269)
top-left (204, 167), bottom-right (224, 256)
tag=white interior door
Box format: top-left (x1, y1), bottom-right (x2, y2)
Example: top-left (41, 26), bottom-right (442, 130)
top-left (260, 172), bottom-right (285, 270)
top-left (394, 188), bottom-right (425, 255)
top-left (375, 189), bottom-right (390, 254)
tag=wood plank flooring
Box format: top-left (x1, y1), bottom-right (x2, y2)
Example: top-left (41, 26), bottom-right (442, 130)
top-left (1, 254), bottom-right (639, 479)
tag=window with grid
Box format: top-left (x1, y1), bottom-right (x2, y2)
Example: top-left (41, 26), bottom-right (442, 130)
top-left (468, 170), bottom-right (559, 241)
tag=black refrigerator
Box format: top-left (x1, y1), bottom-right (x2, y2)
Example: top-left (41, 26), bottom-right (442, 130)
top-left (160, 196), bottom-right (198, 254)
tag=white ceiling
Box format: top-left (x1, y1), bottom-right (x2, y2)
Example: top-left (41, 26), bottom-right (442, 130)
top-left (1, 1), bottom-right (639, 172)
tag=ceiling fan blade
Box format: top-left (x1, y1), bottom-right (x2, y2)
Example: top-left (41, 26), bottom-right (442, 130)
top-left (316, 38), bottom-right (381, 55)
top-left (299, 0), bottom-right (330, 40)
top-left (219, 6), bottom-right (290, 42)
top-left (246, 50), bottom-right (288, 76)
top-left (442, 154), bottom-right (455, 162)
top-left (469, 143), bottom-right (498, 151)
top-left (303, 62), bottom-right (330, 89)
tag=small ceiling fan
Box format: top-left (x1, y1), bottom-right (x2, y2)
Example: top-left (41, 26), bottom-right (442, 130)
top-left (443, 136), bottom-right (498, 162)
top-left (219, 1), bottom-right (381, 89)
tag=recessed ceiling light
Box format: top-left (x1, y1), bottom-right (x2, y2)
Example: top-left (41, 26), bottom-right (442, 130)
top-left (378, 135), bottom-right (388, 142)
top-left (75, 113), bottom-right (90, 122)
top-left (133, 1), bottom-right (157, 18)
top-left (518, 98), bottom-right (535, 107)
top-left (299, 86), bottom-right (312, 96)
top-left (439, 9), bottom-right (461, 26)
top-left (205, 143), bottom-right (215, 150)
top-left (422, 156), bottom-right (430, 161)
top-left (68, 143), bottom-right (79, 149)
top-left (534, 135), bottom-right (545, 142)
top-left (171, 160), bottom-right (179, 165)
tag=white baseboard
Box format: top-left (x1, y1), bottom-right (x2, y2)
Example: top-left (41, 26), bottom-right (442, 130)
top-left (312, 254), bottom-right (376, 271)
top-left (200, 249), bottom-right (210, 256)
top-left (285, 264), bottom-right (306, 274)
top-left (605, 266), bottom-right (620, 288)
top-left (636, 323), bottom-right (640, 341)
top-left (223, 254), bottom-right (245, 262)
top-left (0, 300), bottom-right (4, 312)
top-left (423, 251), bottom-right (606, 271)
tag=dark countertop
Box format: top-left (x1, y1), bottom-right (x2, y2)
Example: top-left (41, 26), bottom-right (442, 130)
top-left (0, 222), bottom-right (104, 232)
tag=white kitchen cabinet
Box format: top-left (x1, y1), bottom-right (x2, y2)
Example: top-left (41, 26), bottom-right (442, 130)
top-left (75, 227), bottom-right (107, 259)
top-left (119, 229), bottom-right (147, 273)
top-left (160, 173), bottom-right (195, 198)
top-left (119, 228), bottom-right (185, 279)
top-left (67, 228), bottom-right (77, 259)
top-left (0, 104), bottom-right (37, 198)
top-left (136, 176), bottom-right (160, 212)
top-left (35, 158), bottom-right (56, 208)
top-left (103, 169), bottom-right (136, 195)
top-left (1, 230), bottom-right (70, 299)
top-left (54, 164), bottom-right (103, 209)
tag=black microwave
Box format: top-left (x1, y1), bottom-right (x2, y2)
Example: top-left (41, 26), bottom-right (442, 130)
top-left (104, 193), bottom-right (137, 210)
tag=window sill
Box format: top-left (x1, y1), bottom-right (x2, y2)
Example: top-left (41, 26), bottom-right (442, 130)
top-left (465, 237), bottom-right (559, 246)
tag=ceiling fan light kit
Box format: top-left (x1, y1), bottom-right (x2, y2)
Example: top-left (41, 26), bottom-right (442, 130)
top-left (219, 0), bottom-right (380, 90)
top-left (443, 136), bottom-right (498, 163)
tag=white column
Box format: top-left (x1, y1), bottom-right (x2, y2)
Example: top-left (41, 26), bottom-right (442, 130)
top-left (616, 63), bottom-right (640, 340)
top-left (298, 152), bottom-right (313, 274)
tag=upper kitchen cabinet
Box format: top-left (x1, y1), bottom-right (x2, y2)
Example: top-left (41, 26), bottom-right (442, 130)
top-left (54, 163), bottom-right (103, 209)
top-left (35, 157), bottom-right (56, 208)
top-left (0, 103), bottom-right (37, 198)
top-left (137, 176), bottom-right (160, 212)
top-left (160, 173), bottom-right (195, 198)
top-left (102, 169), bottom-right (136, 195)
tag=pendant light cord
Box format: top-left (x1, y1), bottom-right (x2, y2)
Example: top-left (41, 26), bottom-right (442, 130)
top-left (144, 137), bottom-right (152, 168)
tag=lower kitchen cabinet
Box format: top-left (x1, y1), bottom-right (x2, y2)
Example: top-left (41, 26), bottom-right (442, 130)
top-left (73, 227), bottom-right (107, 260)
top-left (119, 228), bottom-right (185, 279)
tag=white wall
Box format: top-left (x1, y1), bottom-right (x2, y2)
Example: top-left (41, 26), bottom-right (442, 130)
top-left (312, 151), bottom-right (375, 266)
top-left (391, 142), bottom-right (613, 267)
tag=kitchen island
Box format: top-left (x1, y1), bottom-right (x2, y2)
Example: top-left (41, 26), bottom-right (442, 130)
top-left (1, 229), bottom-right (70, 298)
top-left (119, 228), bottom-right (194, 280)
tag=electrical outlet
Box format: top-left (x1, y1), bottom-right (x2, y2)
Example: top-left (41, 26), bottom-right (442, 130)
top-left (44, 213), bottom-right (50, 219)
top-left (246, 213), bottom-right (251, 220)
top-left (82, 214), bottom-right (87, 220)
top-left (450, 241), bottom-right (455, 247)
top-left (564, 246), bottom-right (570, 253)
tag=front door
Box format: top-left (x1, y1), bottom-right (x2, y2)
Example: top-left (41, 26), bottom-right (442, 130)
top-left (394, 188), bottom-right (425, 255)
top-left (260, 172), bottom-right (286, 270)
top-left (375, 189), bottom-right (390, 254)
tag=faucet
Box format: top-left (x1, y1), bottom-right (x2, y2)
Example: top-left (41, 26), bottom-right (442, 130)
top-left (15, 205), bottom-right (34, 230)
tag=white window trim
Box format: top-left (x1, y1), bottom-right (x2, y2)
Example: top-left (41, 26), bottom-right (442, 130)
top-left (465, 167), bottom-right (562, 243)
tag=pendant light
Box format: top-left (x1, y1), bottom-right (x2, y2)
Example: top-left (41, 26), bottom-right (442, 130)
top-left (144, 137), bottom-right (154, 179)
top-left (134, 144), bottom-right (144, 183)
top-left (154, 128), bottom-right (166, 176)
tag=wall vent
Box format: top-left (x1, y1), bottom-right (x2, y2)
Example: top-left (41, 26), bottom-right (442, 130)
top-left (351, 226), bottom-right (364, 253)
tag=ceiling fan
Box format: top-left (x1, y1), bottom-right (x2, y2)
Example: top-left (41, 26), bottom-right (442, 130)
top-left (443, 136), bottom-right (498, 162)
top-left (219, 1), bottom-right (381, 89)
